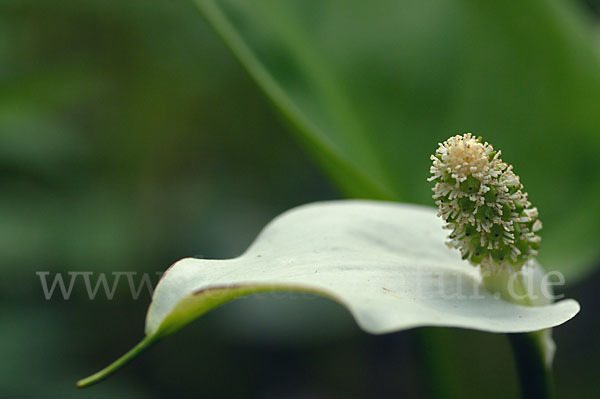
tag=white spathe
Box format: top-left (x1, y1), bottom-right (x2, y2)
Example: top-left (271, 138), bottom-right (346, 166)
top-left (146, 200), bottom-right (579, 336)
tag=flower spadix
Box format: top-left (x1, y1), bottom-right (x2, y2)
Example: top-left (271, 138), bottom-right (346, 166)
top-left (429, 133), bottom-right (542, 272)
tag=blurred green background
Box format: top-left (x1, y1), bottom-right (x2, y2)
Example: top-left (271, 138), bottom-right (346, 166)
top-left (2, 0), bottom-right (599, 397)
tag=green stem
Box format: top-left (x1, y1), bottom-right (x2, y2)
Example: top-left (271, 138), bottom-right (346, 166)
top-left (76, 336), bottom-right (157, 389)
top-left (508, 331), bottom-right (555, 399)
top-left (482, 267), bottom-right (556, 398)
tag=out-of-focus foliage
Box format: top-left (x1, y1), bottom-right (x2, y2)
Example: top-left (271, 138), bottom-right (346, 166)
top-left (197, 0), bottom-right (600, 281)
top-left (1, 0), bottom-right (336, 397)
top-left (1, 0), bottom-right (337, 280)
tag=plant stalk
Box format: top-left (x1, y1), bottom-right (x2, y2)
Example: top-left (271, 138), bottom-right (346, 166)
top-left (483, 267), bottom-right (556, 398)
top-left (508, 331), bottom-right (555, 399)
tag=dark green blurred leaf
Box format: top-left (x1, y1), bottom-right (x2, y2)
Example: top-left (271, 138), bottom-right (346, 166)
top-left (197, 0), bottom-right (600, 281)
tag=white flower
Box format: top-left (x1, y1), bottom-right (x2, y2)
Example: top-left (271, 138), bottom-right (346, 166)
top-left (77, 201), bottom-right (578, 388)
